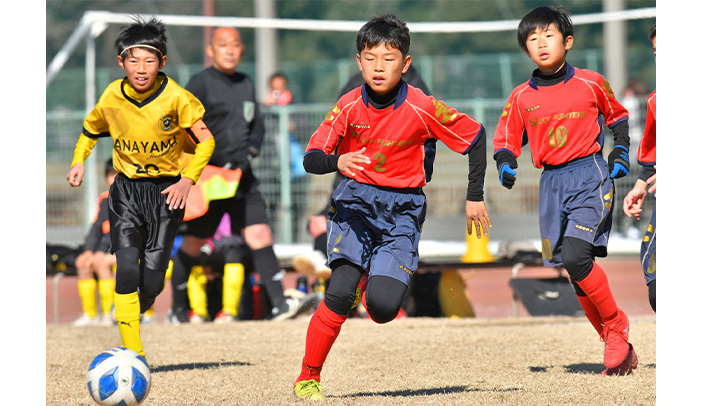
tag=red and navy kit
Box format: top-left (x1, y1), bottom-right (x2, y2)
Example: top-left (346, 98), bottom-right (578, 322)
top-left (306, 81), bottom-right (484, 189)
top-left (638, 90), bottom-right (656, 167)
top-left (493, 64), bottom-right (629, 168)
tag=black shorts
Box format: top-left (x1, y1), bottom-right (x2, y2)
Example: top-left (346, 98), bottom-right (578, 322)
top-left (179, 172), bottom-right (270, 239)
top-left (108, 174), bottom-right (184, 271)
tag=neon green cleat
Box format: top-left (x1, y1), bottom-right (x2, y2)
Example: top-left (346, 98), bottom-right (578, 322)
top-left (294, 379), bottom-right (327, 401)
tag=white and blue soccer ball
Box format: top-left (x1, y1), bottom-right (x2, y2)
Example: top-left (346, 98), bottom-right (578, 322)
top-left (86, 347), bottom-right (151, 406)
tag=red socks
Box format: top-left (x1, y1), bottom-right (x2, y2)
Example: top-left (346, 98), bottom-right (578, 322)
top-left (296, 300), bottom-right (347, 383)
top-left (576, 294), bottom-right (604, 335)
top-left (575, 261), bottom-right (621, 327)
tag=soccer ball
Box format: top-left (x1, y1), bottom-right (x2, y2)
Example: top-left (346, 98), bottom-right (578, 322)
top-left (86, 347), bottom-right (151, 406)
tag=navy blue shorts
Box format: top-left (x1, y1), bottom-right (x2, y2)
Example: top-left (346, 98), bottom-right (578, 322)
top-left (641, 200), bottom-right (656, 284)
top-left (538, 154), bottom-right (613, 267)
top-left (108, 174), bottom-right (184, 271)
top-left (326, 178), bottom-right (426, 286)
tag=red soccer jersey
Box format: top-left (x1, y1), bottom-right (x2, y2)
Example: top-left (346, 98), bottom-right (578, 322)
top-left (638, 90), bottom-right (656, 165)
top-left (493, 64), bottom-right (629, 168)
top-left (306, 82), bottom-right (483, 188)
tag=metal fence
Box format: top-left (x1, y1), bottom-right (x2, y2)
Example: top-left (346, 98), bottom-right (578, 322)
top-left (46, 96), bottom-right (653, 251)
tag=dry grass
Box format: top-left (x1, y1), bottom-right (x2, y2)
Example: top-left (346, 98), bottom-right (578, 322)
top-left (46, 315), bottom-right (655, 405)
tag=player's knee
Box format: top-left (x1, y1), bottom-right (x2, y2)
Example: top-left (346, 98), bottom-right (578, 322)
top-left (648, 279), bottom-right (656, 312)
top-left (323, 287), bottom-right (356, 316)
top-left (365, 276), bottom-right (405, 324)
top-left (114, 247), bottom-right (141, 294)
top-left (561, 237), bottom-right (594, 282)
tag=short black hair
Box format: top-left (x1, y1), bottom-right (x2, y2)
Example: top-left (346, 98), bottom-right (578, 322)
top-left (517, 6), bottom-right (573, 51)
top-left (269, 72), bottom-right (287, 82)
top-left (114, 15), bottom-right (167, 59)
top-left (649, 23), bottom-right (656, 41)
top-left (356, 14), bottom-right (410, 57)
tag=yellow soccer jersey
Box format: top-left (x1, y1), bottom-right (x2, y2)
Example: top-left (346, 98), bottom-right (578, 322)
top-left (72, 73), bottom-right (213, 182)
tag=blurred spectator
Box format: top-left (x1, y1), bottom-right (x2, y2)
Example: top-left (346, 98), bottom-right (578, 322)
top-left (72, 159), bottom-right (117, 327)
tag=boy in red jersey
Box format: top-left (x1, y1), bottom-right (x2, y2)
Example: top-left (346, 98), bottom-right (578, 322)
top-left (493, 6), bottom-right (637, 376)
top-left (67, 16), bottom-right (215, 357)
top-left (623, 24), bottom-right (656, 312)
top-left (293, 14), bottom-right (490, 400)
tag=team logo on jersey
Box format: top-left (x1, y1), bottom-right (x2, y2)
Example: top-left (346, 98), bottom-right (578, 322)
top-left (159, 114), bottom-right (175, 131)
top-left (243, 101), bottom-right (255, 123)
top-left (501, 102), bottom-right (512, 117)
top-left (325, 106), bottom-right (341, 121)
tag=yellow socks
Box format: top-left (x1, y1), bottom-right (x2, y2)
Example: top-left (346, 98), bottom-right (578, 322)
top-left (188, 265), bottom-right (209, 319)
top-left (78, 279), bottom-right (98, 318)
top-left (114, 292), bottom-right (144, 357)
top-left (221, 263), bottom-right (245, 316)
top-left (98, 278), bottom-right (115, 316)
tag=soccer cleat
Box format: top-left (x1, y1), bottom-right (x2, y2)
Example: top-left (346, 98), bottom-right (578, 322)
top-left (167, 308), bottom-right (190, 325)
top-left (351, 271), bottom-right (369, 310)
top-left (271, 293), bottom-right (318, 321)
top-left (72, 313), bottom-right (100, 327)
top-left (140, 309), bottom-right (157, 325)
top-left (294, 379), bottom-right (326, 401)
top-left (214, 311), bottom-right (237, 324)
top-left (601, 312), bottom-right (631, 368)
top-left (98, 314), bottom-right (115, 327)
top-left (602, 343), bottom-right (638, 376)
top-left (190, 313), bottom-right (206, 324)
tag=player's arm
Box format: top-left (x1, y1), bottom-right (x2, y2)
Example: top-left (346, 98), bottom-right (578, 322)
top-left (492, 90), bottom-right (525, 189)
top-left (67, 134), bottom-right (100, 187)
top-left (465, 129), bottom-right (491, 238)
top-left (595, 74), bottom-right (631, 179)
top-left (163, 119), bottom-right (215, 210)
top-left (247, 82), bottom-right (266, 161)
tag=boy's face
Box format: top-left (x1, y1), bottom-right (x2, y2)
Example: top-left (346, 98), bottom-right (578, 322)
top-left (652, 36), bottom-right (656, 62)
top-left (356, 43), bottom-right (411, 95)
top-left (117, 47), bottom-right (165, 93)
top-left (524, 23), bottom-right (573, 75)
top-left (208, 27), bottom-right (245, 75)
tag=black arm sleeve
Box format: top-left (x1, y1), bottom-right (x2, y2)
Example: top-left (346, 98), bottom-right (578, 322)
top-left (611, 119), bottom-right (630, 149)
top-left (638, 165), bottom-right (656, 182)
top-left (466, 127), bottom-right (487, 202)
top-left (303, 150), bottom-right (341, 175)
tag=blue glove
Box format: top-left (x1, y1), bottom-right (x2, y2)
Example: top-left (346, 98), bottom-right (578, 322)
top-left (494, 150), bottom-right (518, 189)
top-left (608, 145), bottom-right (629, 179)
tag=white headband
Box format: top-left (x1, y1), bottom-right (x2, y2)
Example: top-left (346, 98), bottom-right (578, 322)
top-left (120, 44), bottom-right (162, 56)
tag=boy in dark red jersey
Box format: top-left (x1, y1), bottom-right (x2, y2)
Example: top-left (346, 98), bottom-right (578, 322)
top-left (493, 6), bottom-right (637, 376)
top-left (293, 14), bottom-right (490, 400)
top-left (624, 24), bottom-right (656, 312)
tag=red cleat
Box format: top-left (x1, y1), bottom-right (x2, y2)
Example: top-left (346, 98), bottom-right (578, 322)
top-left (601, 312), bottom-right (631, 368)
top-left (602, 343), bottom-right (638, 376)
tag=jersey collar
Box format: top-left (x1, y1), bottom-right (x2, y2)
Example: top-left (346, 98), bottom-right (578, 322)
top-left (361, 80), bottom-right (408, 110)
top-left (528, 63), bottom-right (575, 90)
top-left (121, 72), bottom-right (168, 108)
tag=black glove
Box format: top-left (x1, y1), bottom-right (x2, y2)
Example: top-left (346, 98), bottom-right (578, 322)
top-left (608, 145), bottom-right (630, 179)
top-left (494, 150), bottom-right (518, 189)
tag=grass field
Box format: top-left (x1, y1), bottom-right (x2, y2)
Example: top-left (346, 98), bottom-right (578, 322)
top-left (46, 315), bottom-right (656, 405)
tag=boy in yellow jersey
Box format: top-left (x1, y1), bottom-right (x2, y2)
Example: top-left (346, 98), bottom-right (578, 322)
top-left (67, 16), bottom-right (215, 357)
top-left (73, 159), bottom-right (118, 327)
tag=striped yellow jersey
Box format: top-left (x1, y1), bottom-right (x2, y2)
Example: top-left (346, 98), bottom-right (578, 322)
top-left (72, 73), bottom-right (214, 182)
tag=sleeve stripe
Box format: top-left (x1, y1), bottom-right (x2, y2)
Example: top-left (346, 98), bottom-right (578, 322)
top-left (187, 119), bottom-right (214, 145)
